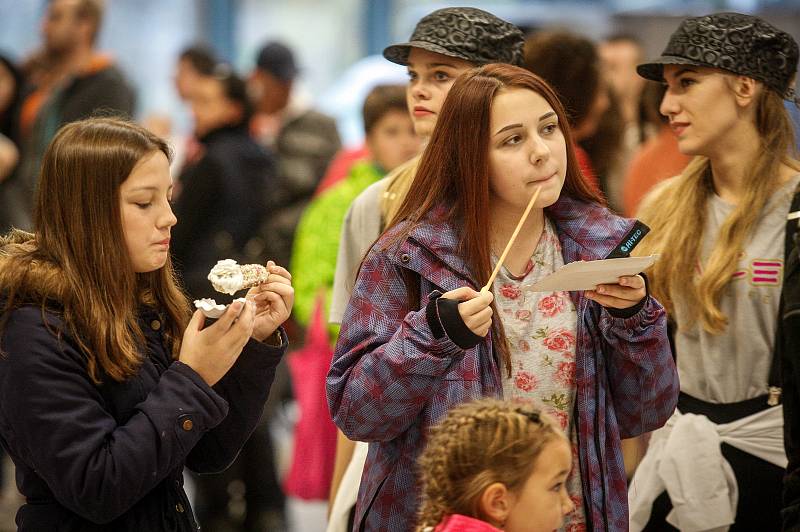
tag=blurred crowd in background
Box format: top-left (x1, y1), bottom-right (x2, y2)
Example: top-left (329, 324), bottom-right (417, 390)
top-left (0, 1), bottom-right (798, 531)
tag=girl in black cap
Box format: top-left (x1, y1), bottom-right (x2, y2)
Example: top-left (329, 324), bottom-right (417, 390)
top-left (629, 12), bottom-right (800, 531)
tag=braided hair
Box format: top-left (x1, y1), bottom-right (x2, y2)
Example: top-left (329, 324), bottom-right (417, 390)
top-left (416, 399), bottom-right (566, 530)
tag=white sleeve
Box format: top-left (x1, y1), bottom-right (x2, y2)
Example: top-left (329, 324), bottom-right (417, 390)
top-left (329, 179), bottom-right (386, 324)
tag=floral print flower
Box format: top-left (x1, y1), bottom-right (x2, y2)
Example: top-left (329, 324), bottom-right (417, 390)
top-left (564, 516), bottom-right (587, 532)
top-left (538, 294), bottom-right (565, 317)
top-left (555, 361), bottom-right (577, 387)
top-left (500, 283), bottom-right (521, 300)
top-left (565, 519), bottom-right (587, 531)
top-left (515, 309), bottom-right (532, 321)
top-left (551, 409), bottom-right (569, 430)
top-left (543, 328), bottom-right (576, 352)
top-left (514, 371), bottom-right (538, 392)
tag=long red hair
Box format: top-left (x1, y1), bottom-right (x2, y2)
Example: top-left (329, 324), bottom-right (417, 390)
top-left (386, 63), bottom-right (603, 375)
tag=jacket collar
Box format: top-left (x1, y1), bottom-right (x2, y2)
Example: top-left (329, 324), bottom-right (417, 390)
top-left (545, 195), bottom-right (640, 261)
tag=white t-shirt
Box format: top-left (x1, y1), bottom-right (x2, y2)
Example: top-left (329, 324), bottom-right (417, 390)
top-left (676, 175), bottom-right (800, 403)
top-left (329, 177), bottom-right (390, 324)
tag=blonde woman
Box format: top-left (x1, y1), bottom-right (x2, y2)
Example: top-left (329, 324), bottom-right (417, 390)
top-left (628, 13), bottom-right (800, 531)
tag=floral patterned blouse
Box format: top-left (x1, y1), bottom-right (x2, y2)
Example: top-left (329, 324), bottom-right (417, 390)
top-left (495, 217), bottom-right (586, 531)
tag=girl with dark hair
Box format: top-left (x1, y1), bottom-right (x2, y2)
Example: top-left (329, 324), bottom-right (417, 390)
top-left (327, 63), bottom-right (677, 531)
top-left (0, 117), bottom-right (293, 531)
top-left (629, 12), bottom-right (799, 531)
top-left (326, 10), bottom-right (526, 529)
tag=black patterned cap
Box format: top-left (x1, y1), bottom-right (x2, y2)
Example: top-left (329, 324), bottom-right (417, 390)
top-left (637, 13), bottom-right (798, 99)
top-left (383, 7), bottom-right (524, 67)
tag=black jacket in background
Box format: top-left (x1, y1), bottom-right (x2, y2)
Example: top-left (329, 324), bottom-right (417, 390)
top-left (780, 187), bottom-right (800, 531)
top-left (13, 62), bottom-right (136, 231)
top-left (172, 124), bottom-right (277, 300)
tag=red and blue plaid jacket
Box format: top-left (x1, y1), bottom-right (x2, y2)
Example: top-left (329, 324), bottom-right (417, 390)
top-left (327, 196), bottom-right (679, 531)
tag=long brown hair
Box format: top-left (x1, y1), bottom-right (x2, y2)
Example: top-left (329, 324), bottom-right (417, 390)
top-left (523, 30), bottom-right (601, 132)
top-left (416, 398), bottom-right (565, 530)
top-left (635, 85), bottom-right (800, 333)
top-left (0, 117), bottom-right (190, 383)
top-left (386, 64), bottom-right (602, 376)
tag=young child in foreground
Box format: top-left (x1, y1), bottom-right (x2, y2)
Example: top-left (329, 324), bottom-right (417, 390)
top-left (416, 399), bottom-right (574, 532)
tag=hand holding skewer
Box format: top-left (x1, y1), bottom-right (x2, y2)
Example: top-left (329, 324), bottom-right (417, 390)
top-left (482, 185), bottom-right (542, 293)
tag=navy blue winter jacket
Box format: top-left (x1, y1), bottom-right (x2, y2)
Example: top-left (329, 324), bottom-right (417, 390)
top-left (0, 297), bottom-right (285, 531)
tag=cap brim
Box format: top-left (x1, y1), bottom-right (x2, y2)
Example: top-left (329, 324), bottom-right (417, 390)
top-left (637, 55), bottom-right (709, 82)
top-left (382, 40), bottom-right (474, 66)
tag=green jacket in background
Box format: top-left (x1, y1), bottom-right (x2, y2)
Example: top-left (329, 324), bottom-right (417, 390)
top-left (291, 160), bottom-right (385, 341)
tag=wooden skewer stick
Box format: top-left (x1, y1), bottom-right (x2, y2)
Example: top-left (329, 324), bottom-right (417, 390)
top-left (481, 185), bottom-right (542, 293)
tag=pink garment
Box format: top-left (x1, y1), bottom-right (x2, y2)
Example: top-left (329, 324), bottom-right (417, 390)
top-left (434, 514), bottom-right (502, 532)
top-left (283, 296), bottom-right (338, 500)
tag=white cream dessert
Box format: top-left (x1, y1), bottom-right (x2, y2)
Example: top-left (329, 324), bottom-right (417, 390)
top-left (207, 259), bottom-right (269, 295)
top-left (194, 297), bottom-right (247, 319)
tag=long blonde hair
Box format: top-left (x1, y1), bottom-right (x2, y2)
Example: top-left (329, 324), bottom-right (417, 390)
top-left (416, 399), bottom-right (565, 530)
top-left (635, 87), bottom-right (799, 333)
top-left (380, 155), bottom-right (421, 228)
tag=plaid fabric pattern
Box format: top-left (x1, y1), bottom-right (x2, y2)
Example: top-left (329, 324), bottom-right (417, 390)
top-left (327, 196), bottom-right (679, 531)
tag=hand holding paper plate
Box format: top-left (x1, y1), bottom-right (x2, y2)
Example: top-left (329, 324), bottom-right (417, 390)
top-left (480, 185), bottom-right (655, 294)
top-left (521, 255), bottom-right (658, 292)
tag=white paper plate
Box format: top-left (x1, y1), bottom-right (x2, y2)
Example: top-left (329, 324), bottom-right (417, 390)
top-left (194, 297), bottom-right (247, 318)
top-left (522, 255), bottom-right (658, 292)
